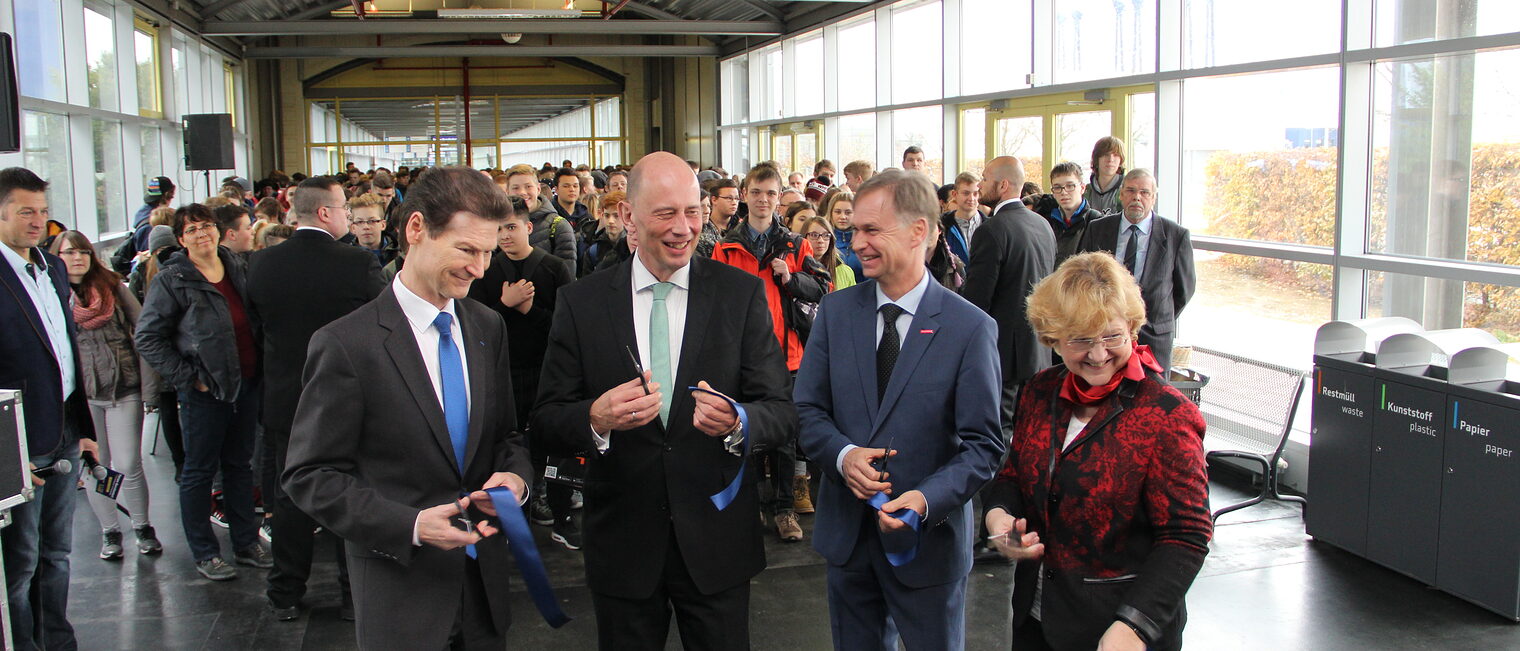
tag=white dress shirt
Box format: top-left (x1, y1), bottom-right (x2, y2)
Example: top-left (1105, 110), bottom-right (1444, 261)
top-left (392, 275), bottom-right (470, 411)
top-left (591, 255), bottom-right (691, 451)
top-left (1114, 212), bottom-right (1154, 282)
top-left (1, 245), bottom-right (75, 398)
top-left (837, 270), bottom-right (933, 475)
top-left (992, 197), bottom-right (1023, 216)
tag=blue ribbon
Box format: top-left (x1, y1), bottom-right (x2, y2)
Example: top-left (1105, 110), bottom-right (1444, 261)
top-left (689, 386), bottom-right (750, 511)
top-left (481, 486), bottom-right (571, 628)
top-left (867, 491), bottom-right (922, 566)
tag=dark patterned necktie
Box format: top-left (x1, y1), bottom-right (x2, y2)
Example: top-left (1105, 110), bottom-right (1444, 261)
top-left (1123, 224), bottom-right (1141, 276)
top-left (877, 304), bottom-right (905, 402)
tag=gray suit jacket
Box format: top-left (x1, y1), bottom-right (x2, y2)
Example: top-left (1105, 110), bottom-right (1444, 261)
top-left (961, 201), bottom-right (1057, 387)
top-left (282, 286), bottom-right (532, 649)
top-left (1077, 213), bottom-right (1196, 338)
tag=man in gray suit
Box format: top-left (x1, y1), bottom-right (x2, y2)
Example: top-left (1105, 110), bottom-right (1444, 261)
top-left (283, 166), bottom-right (533, 649)
top-left (1077, 168), bottom-right (1196, 370)
top-left (962, 155), bottom-right (1056, 424)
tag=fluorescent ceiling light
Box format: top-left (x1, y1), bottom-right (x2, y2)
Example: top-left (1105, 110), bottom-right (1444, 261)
top-left (435, 8), bottom-right (581, 18)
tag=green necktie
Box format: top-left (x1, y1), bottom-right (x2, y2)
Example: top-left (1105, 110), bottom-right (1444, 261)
top-left (650, 282), bottom-right (675, 425)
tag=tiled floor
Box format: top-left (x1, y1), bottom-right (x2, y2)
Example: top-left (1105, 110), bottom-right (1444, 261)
top-left (55, 451), bottom-right (1520, 650)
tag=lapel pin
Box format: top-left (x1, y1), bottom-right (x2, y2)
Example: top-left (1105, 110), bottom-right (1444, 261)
top-left (919, 329), bottom-right (935, 334)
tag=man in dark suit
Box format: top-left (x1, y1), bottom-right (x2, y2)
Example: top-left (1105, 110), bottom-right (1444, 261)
top-left (1076, 168), bottom-right (1196, 370)
top-left (283, 167), bottom-right (533, 649)
top-left (534, 152), bottom-right (796, 650)
top-left (963, 155), bottom-right (1056, 423)
top-left (0, 167), bottom-right (98, 650)
top-left (796, 170), bottom-right (1005, 650)
top-left (246, 175), bottom-right (385, 621)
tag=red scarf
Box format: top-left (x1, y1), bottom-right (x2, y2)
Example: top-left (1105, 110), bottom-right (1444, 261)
top-left (71, 285), bottom-right (116, 331)
top-left (1059, 344), bottom-right (1163, 406)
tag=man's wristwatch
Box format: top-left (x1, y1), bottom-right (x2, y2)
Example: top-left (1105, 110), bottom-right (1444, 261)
top-left (721, 418), bottom-right (744, 456)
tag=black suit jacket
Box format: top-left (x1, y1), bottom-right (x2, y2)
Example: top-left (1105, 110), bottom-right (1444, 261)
top-left (0, 249), bottom-right (94, 455)
top-left (282, 288), bottom-right (533, 649)
top-left (245, 229), bottom-right (384, 434)
top-left (1076, 213), bottom-right (1196, 339)
top-left (533, 256), bottom-right (796, 600)
top-left (961, 201), bottom-right (1056, 387)
top-left (466, 248), bottom-right (573, 376)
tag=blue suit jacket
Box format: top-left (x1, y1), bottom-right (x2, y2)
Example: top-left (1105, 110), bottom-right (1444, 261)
top-left (0, 249), bottom-right (93, 456)
top-left (796, 274), bottom-right (1005, 588)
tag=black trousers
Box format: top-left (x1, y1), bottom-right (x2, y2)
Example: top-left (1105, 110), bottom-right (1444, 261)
top-left (1010, 617), bottom-right (1056, 651)
top-left (265, 427), bottom-right (351, 609)
top-left (590, 530), bottom-right (750, 651)
top-left (157, 391), bottom-right (184, 470)
top-left (447, 556), bottom-right (502, 650)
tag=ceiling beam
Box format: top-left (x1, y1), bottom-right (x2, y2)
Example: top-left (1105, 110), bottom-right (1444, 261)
top-left (616, 2), bottom-right (684, 21)
top-left (246, 45), bottom-right (720, 58)
top-left (733, 0), bottom-right (787, 22)
top-left (289, 2), bottom-right (353, 21)
top-left (203, 18), bottom-right (782, 36)
top-left (197, 0), bottom-right (244, 20)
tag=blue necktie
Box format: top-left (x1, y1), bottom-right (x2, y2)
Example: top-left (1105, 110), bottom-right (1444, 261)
top-left (433, 312), bottom-right (469, 472)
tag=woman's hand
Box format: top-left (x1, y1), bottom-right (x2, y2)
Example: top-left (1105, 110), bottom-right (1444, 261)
top-left (1097, 621), bottom-right (1145, 651)
top-left (985, 507), bottom-right (1044, 561)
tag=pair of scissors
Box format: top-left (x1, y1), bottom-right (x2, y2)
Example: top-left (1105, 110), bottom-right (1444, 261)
top-left (875, 436), bottom-right (896, 482)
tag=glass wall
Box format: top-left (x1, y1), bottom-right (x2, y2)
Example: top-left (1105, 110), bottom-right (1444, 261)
top-left (717, 0), bottom-right (1520, 416)
top-left (307, 95), bottom-right (626, 172)
top-left (7, 0), bottom-right (251, 241)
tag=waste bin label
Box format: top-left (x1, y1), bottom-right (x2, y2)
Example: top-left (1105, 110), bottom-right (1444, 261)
top-left (1317, 371), bottom-right (1364, 418)
top-left (1382, 384), bottom-right (1437, 436)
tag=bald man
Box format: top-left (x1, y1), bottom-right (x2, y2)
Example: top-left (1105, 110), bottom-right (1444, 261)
top-left (963, 156), bottom-right (1055, 426)
top-left (534, 153), bottom-right (797, 650)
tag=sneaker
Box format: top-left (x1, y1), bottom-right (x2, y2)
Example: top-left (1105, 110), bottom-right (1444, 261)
top-left (775, 510), bottom-right (803, 542)
top-left (528, 492), bottom-right (554, 526)
top-left (235, 543), bottom-right (274, 569)
top-left (550, 517), bottom-right (583, 551)
top-left (570, 489), bottom-right (584, 511)
top-left (99, 531), bottom-right (124, 560)
top-left (209, 498), bottom-right (228, 528)
top-left (196, 557), bottom-right (238, 581)
top-left (260, 519), bottom-right (274, 544)
top-left (792, 476), bottom-right (815, 514)
top-left (134, 525), bottom-right (163, 555)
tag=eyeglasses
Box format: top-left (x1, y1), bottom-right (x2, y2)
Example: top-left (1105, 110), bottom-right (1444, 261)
top-left (182, 223), bottom-right (218, 236)
top-left (714, 195), bottom-right (739, 201)
top-left (57, 248), bottom-right (92, 257)
top-left (325, 204), bottom-right (352, 215)
top-left (1050, 183), bottom-right (1081, 194)
top-left (350, 219), bottom-right (384, 226)
top-left (804, 232), bottom-right (831, 241)
top-left (1061, 332), bottom-right (1129, 352)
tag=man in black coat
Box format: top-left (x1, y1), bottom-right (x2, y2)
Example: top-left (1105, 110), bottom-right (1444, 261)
top-left (283, 167), bottom-right (533, 649)
top-left (962, 155), bottom-right (1057, 426)
top-left (246, 175), bottom-right (385, 621)
top-left (1076, 168), bottom-right (1196, 370)
top-left (534, 152), bottom-right (796, 650)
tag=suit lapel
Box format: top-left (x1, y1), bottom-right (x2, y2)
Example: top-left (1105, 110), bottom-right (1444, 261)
top-left (377, 290), bottom-right (458, 478)
top-left (1142, 216), bottom-right (1170, 285)
top-left (869, 281), bottom-right (944, 442)
top-left (672, 260), bottom-right (714, 436)
top-left (853, 283), bottom-right (880, 426)
top-left (0, 256), bottom-right (52, 356)
top-left (459, 303), bottom-right (492, 473)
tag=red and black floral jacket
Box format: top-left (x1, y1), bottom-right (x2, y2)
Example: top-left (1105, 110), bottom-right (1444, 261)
top-left (985, 364), bottom-right (1212, 651)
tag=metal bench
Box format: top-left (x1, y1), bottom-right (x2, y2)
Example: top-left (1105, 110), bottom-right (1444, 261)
top-left (1185, 346), bottom-right (1308, 521)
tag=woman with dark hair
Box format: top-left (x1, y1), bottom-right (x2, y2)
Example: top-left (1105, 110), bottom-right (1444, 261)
top-left (799, 215), bottom-right (854, 291)
top-left (1085, 136), bottom-right (1127, 215)
top-left (49, 231), bottom-right (162, 560)
top-left (784, 200), bottom-right (816, 234)
top-left (135, 204), bottom-right (270, 581)
top-left (985, 252), bottom-right (1211, 651)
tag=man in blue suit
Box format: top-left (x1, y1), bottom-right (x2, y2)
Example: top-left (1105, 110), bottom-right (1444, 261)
top-left (797, 170), bottom-right (1005, 650)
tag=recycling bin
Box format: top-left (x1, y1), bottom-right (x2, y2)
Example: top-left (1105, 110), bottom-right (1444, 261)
top-left (1437, 344), bottom-right (1520, 620)
top-left (1367, 329), bottom-right (1497, 584)
top-left (1308, 317), bottom-right (1422, 555)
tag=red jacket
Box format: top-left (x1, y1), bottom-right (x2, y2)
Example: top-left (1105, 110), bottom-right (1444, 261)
top-left (710, 221), bottom-right (830, 371)
top-left (985, 364), bottom-right (1212, 651)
